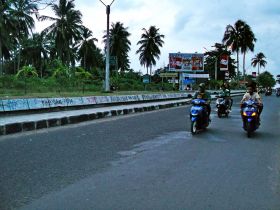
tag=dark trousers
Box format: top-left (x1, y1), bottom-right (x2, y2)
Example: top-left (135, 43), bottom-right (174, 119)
top-left (205, 104), bottom-right (211, 118)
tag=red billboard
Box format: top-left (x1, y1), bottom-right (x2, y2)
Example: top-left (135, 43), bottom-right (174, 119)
top-left (169, 53), bottom-right (204, 72)
top-left (220, 54), bottom-right (228, 71)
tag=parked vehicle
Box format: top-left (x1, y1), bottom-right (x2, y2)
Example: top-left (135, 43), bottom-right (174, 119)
top-left (190, 99), bottom-right (210, 134)
top-left (241, 99), bottom-right (260, 137)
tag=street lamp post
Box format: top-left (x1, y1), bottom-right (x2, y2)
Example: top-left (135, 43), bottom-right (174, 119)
top-left (214, 57), bottom-right (217, 80)
top-left (99, 0), bottom-right (115, 92)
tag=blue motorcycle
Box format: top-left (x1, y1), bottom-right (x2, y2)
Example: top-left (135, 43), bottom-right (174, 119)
top-left (190, 99), bottom-right (210, 134)
top-left (241, 100), bottom-right (260, 137)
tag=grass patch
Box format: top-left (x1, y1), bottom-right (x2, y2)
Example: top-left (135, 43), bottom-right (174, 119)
top-left (0, 90), bottom-right (180, 99)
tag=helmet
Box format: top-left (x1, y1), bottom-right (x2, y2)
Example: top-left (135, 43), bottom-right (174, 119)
top-left (199, 83), bottom-right (206, 90)
top-left (247, 81), bottom-right (257, 91)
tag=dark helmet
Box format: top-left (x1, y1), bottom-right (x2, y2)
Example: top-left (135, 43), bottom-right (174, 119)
top-left (247, 81), bottom-right (257, 88)
top-left (199, 83), bottom-right (206, 91)
top-left (224, 82), bottom-right (229, 87)
top-left (247, 81), bottom-right (257, 91)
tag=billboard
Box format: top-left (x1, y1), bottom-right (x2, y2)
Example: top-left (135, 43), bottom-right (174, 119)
top-left (220, 55), bottom-right (228, 71)
top-left (159, 72), bottom-right (178, 78)
top-left (220, 54), bottom-right (228, 71)
top-left (182, 73), bottom-right (209, 78)
top-left (169, 53), bottom-right (204, 72)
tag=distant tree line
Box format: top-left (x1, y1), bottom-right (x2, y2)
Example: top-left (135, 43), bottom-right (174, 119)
top-left (0, 0), bottom-right (274, 91)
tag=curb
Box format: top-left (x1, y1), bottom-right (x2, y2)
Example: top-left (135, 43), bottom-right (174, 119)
top-left (0, 100), bottom-right (191, 136)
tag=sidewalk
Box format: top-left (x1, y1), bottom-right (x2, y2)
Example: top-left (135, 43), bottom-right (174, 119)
top-left (0, 98), bottom-right (191, 135)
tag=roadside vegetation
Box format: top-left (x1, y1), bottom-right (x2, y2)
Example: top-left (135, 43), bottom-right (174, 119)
top-left (0, 0), bottom-right (275, 99)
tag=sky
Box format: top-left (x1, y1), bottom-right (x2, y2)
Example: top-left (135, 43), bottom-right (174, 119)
top-left (35, 0), bottom-right (280, 77)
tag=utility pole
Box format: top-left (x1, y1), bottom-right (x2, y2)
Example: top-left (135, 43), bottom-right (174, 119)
top-left (215, 57), bottom-right (217, 81)
top-left (99, 0), bottom-right (115, 92)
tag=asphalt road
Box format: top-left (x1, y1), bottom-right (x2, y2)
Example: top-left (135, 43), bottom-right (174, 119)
top-left (0, 95), bottom-right (279, 210)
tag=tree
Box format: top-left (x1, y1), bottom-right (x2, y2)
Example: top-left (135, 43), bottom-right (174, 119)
top-left (222, 20), bottom-right (246, 79)
top-left (39, 0), bottom-right (83, 66)
top-left (21, 33), bottom-right (50, 77)
top-left (104, 22), bottom-right (131, 72)
top-left (257, 71), bottom-right (276, 88)
top-left (204, 43), bottom-right (236, 80)
top-left (51, 59), bottom-right (70, 78)
top-left (251, 52), bottom-right (267, 75)
top-left (75, 67), bottom-right (93, 93)
top-left (77, 27), bottom-right (100, 70)
top-left (0, 0), bottom-right (18, 75)
top-left (136, 26), bottom-right (165, 78)
top-left (240, 22), bottom-right (256, 77)
top-left (16, 65), bottom-right (38, 93)
top-left (51, 59), bottom-right (71, 92)
top-left (10, 0), bottom-right (38, 71)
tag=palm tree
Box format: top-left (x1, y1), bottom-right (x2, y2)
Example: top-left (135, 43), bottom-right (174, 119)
top-left (21, 33), bottom-right (49, 77)
top-left (39, 0), bottom-right (83, 66)
top-left (251, 52), bottom-right (267, 75)
top-left (104, 22), bottom-right (131, 72)
top-left (77, 27), bottom-right (104, 73)
top-left (10, 0), bottom-right (38, 71)
top-left (240, 22), bottom-right (256, 77)
top-left (0, 0), bottom-right (18, 75)
top-left (78, 27), bottom-right (98, 70)
top-left (204, 43), bottom-right (236, 80)
top-left (222, 20), bottom-right (246, 79)
top-left (136, 26), bottom-right (164, 78)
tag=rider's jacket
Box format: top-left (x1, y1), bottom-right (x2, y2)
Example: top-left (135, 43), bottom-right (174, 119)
top-left (219, 89), bottom-right (230, 97)
top-left (193, 91), bottom-right (211, 103)
top-left (241, 92), bottom-right (261, 104)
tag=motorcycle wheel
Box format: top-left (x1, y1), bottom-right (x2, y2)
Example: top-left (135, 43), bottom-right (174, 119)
top-left (217, 110), bottom-right (222, 118)
top-left (246, 122), bottom-right (252, 138)
top-left (191, 121), bottom-right (197, 135)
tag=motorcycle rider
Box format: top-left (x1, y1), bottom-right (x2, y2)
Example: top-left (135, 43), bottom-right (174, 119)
top-left (219, 83), bottom-right (231, 110)
top-left (240, 82), bottom-right (263, 121)
top-left (224, 82), bottom-right (233, 110)
top-left (193, 83), bottom-right (212, 120)
top-left (276, 88), bottom-right (280, 96)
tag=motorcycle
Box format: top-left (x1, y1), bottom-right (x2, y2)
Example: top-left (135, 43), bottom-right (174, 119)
top-left (215, 96), bottom-right (230, 118)
top-left (190, 98), bottom-right (210, 134)
top-left (265, 89), bottom-right (272, 96)
top-left (241, 99), bottom-right (260, 137)
top-left (276, 88), bottom-right (280, 97)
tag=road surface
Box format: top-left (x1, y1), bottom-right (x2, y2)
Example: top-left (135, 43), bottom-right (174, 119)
top-left (0, 95), bottom-right (279, 210)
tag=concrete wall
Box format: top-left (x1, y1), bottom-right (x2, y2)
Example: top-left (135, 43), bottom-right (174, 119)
top-left (0, 93), bottom-right (190, 112)
top-left (0, 91), bottom-right (245, 113)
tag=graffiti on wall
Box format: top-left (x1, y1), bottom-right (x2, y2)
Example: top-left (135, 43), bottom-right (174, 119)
top-left (0, 93), bottom-right (189, 112)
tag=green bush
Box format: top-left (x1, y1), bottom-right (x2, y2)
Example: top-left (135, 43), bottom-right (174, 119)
top-left (0, 75), bottom-right (16, 88)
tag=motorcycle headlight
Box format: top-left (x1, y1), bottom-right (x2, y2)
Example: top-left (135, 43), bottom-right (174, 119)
top-left (243, 112), bottom-right (247, 116)
top-left (252, 112), bottom-right (257, 116)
